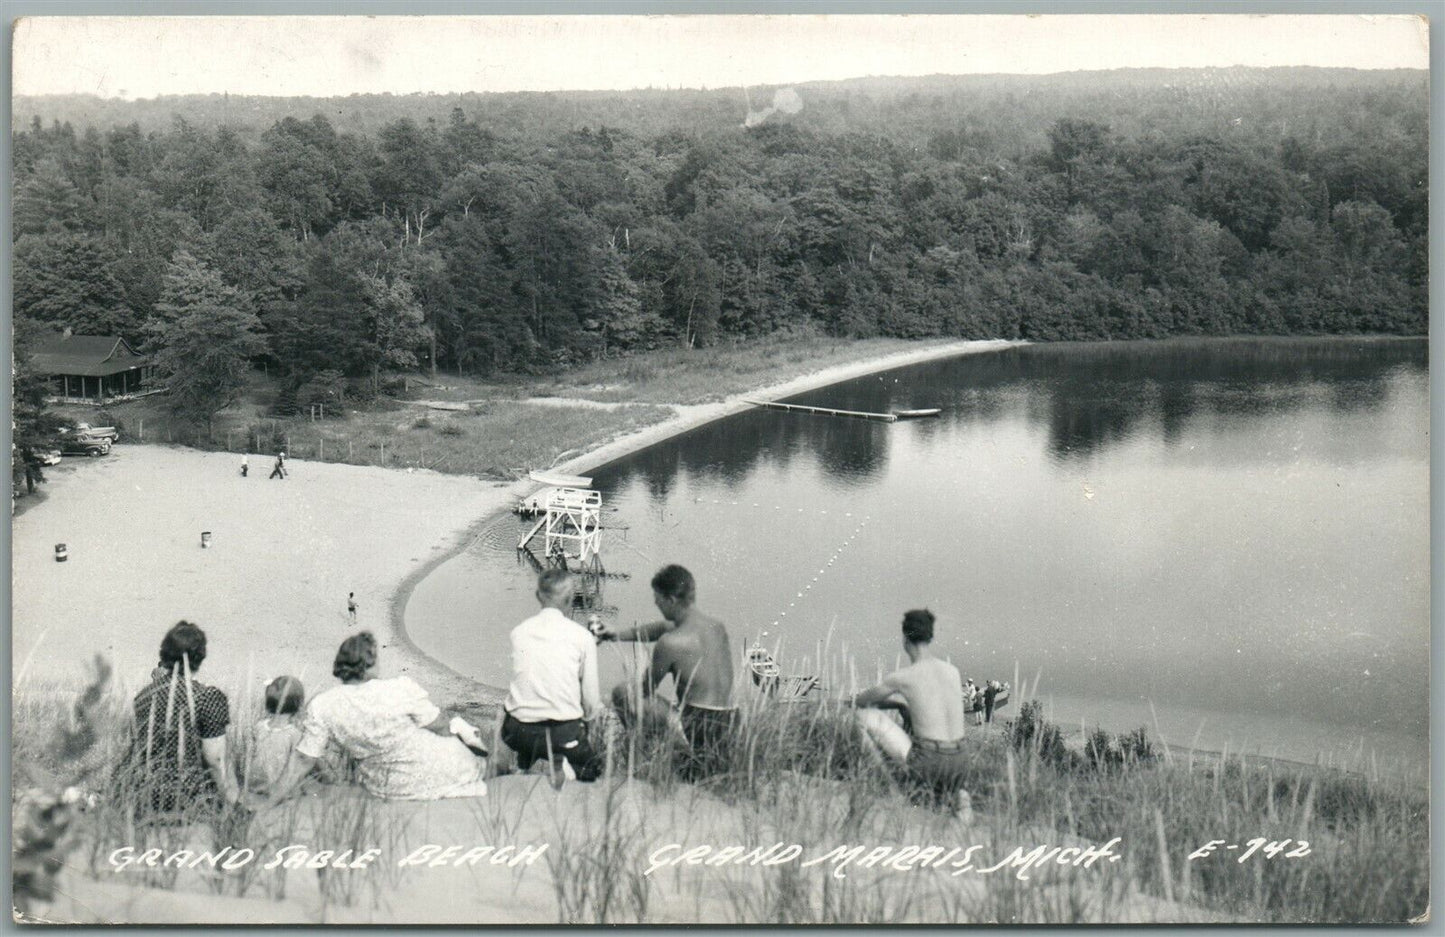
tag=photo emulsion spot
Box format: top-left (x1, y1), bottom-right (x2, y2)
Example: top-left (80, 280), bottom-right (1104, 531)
top-left (8, 12), bottom-right (1430, 926)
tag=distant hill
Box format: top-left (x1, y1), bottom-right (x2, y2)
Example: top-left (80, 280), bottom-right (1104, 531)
top-left (14, 67), bottom-right (1428, 154)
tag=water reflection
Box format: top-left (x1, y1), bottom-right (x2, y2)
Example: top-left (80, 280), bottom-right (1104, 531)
top-left (406, 337), bottom-right (1428, 774)
top-left (782, 337), bottom-right (1427, 469)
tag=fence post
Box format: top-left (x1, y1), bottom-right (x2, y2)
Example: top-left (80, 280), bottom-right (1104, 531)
top-left (349, 440), bottom-right (354, 462)
top-left (139, 419), bottom-right (144, 442)
top-left (319, 438), bottom-right (324, 461)
top-left (380, 442), bottom-right (385, 465)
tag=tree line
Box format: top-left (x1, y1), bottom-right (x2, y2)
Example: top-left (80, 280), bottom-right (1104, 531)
top-left (11, 67), bottom-right (1428, 432)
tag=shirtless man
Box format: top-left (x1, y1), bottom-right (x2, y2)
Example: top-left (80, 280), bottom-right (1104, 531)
top-left (597, 564), bottom-right (736, 780)
top-left (851, 609), bottom-right (973, 820)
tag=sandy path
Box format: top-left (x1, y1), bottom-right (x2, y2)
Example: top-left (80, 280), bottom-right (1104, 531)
top-left (556, 339), bottom-right (1017, 478)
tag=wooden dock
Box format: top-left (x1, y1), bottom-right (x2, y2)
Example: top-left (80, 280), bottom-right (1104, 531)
top-left (742, 398), bottom-right (898, 422)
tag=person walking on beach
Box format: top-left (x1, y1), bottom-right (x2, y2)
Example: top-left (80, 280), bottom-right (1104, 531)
top-left (850, 609), bottom-right (973, 820)
top-left (500, 569), bottom-right (605, 784)
top-left (240, 454), bottom-right (249, 477)
top-left (598, 564), bottom-right (738, 781)
top-left (269, 451), bottom-right (286, 480)
top-left (347, 592), bottom-right (358, 621)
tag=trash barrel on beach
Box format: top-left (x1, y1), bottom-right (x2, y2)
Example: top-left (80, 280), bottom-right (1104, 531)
top-left (54, 543), bottom-right (68, 562)
top-left (201, 531), bottom-right (212, 549)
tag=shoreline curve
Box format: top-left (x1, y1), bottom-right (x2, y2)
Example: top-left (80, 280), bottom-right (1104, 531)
top-left (389, 338), bottom-right (1024, 704)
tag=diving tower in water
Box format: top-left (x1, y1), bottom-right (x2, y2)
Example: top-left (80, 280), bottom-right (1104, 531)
top-left (517, 486), bottom-right (606, 606)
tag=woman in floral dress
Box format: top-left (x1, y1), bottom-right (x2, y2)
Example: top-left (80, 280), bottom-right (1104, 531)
top-left (269, 632), bottom-right (488, 801)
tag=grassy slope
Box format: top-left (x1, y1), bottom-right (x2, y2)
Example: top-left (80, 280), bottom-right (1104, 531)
top-left (13, 668), bottom-right (1428, 925)
top-left (50, 337), bottom-right (955, 479)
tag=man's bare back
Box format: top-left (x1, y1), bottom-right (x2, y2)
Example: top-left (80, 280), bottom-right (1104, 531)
top-left (654, 609), bottom-right (733, 709)
top-left (880, 657), bottom-right (966, 742)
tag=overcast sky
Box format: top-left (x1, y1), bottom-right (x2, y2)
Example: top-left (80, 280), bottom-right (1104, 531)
top-left (12, 14), bottom-right (1429, 100)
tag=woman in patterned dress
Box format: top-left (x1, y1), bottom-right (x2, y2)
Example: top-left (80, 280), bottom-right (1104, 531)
top-left (113, 621), bottom-right (241, 821)
top-left (269, 632), bottom-right (489, 801)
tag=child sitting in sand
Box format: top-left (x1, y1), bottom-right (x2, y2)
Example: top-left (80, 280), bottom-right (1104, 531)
top-left (245, 676), bottom-right (310, 797)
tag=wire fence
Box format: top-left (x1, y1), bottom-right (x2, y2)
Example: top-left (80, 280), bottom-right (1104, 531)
top-left (131, 417), bottom-right (458, 473)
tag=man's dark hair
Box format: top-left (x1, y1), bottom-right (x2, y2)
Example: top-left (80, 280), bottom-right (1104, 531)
top-left (265, 676), bottom-right (305, 715)
top-left (159, 621), bottom-right (207, 671)
top-left (651, 564), bottom-right (696, 603)
top-left (334, 631), bottom-right (378, 683)
top-left (902, 609), bottom-right (935, 644)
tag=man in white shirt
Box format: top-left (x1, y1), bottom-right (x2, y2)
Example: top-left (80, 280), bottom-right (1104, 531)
top-left (500, 569), bottom-right (604, 782)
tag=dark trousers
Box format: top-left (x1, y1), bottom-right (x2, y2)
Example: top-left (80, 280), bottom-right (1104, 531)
top-left (269, 464), bottom-right (284, 479)
top-left (904, 738), bottom-right (971, 808)
top-left (677, 705), bottom-right (738, 782)
top-left (501, 713), bottom-right (602, 781)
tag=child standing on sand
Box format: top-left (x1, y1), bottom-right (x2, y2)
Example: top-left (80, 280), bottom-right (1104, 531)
top-left (347, 592), bottom-right (358, 621)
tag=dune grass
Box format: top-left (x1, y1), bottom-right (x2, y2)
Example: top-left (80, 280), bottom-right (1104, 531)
top-left (13, 657), bottom-right (1428, 924)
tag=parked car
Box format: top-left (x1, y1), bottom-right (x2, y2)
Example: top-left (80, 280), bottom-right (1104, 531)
top-left (57, 429), bottom-right (111, 457)
top-left (37, 449), bottom-right (61, 466)
top-left (74, 422), bottom-right (119, 443)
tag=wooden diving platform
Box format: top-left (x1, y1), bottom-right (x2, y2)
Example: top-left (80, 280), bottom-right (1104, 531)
top-left (742, 398), bottom-right (898, 423)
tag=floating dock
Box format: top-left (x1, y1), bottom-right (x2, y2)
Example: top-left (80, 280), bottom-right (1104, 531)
top-left (742, 398), bottom-right (898, 422)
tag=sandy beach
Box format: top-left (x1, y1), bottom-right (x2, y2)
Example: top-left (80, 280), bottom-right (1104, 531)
top-left (14, 339), bottom-right (1014, 704)
top-left (11, 447), bottom-right (513, 703)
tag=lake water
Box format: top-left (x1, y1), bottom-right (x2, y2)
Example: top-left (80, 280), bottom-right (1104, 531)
top-left (406, 337), bottom-right (1429, 778)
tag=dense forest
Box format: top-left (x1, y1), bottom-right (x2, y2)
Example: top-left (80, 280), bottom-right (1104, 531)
top-left (12, 67), bottom-right (1428, 409)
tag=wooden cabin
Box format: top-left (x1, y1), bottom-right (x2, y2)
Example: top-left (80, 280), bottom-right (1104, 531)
top-left (30, 331), bottom-right (155, 404)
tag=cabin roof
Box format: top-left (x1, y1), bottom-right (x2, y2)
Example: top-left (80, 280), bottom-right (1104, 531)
top-left (29, 332), bottom-right (150, 377)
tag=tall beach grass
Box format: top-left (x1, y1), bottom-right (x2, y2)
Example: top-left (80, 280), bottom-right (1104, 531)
top-left (12, 651), bottom-right (1427, 924)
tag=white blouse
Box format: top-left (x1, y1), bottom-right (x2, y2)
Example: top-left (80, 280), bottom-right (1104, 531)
top-left (298, 676), bottom-right (487, 800)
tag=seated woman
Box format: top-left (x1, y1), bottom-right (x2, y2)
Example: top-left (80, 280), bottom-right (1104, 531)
top-left (267, 632), bottom-right (489, 801)
top-left (112, 621), bottom-right (241, 822)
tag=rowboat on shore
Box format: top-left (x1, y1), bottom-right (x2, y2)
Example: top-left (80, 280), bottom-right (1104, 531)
top-left (745, 644), bottom-right (822, 701)
top-left (892, 408), bottom-right (942, 419)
